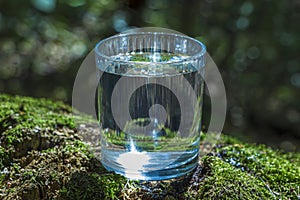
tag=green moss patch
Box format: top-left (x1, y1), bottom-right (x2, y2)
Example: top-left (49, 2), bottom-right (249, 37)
top-left (0, 94), bottom-right (126, 199)
top-left (0, 94), bottom-right (299, 199)
top-left (193, 156), bottom-right (272, 199)
top-left (216, 144), bottom-right (300, 199)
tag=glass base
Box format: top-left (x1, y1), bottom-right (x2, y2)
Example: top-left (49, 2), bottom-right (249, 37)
top-left (101, 149), bottom-right (199, 181)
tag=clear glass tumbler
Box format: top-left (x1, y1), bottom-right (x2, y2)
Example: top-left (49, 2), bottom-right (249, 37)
top-left (95, 31), bottom-right (206, 180)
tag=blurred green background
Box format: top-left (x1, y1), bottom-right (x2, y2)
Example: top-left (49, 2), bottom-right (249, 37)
top-left (0, 0), bottom-right (299, 151)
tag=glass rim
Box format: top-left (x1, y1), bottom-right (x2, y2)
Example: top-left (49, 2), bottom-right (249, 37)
top-left (94, 31), bottom-right (206, 65)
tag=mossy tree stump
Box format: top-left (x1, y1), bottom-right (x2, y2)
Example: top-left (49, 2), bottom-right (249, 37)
top-left (0, 94), bottom-right (299, 199)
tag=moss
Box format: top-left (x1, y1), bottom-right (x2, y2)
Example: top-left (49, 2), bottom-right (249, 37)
top-left (217, 144), bottom-right (300, 199)
top-left (193, 156), bottom-right (272, 199)
top-left (0, 94), bottom-right (299, 199)
top-left (0, 94), bottom-right (74, 147)
top-left (59, 172), bottom-right (126, 200)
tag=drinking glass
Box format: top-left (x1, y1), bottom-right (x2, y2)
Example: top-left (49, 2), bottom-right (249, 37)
top-left (95, 30), bottom-right (206, 180)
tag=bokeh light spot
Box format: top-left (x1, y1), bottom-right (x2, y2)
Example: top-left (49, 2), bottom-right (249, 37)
top-left (236, 17), bottom-right (249, 30)
top-left (19, 39), bottom-right (36, 55)
top-left (83, 12), bottom-right (97, 28)
top-left (277, 86), bottom-right (293, 101)
top-left (247, 46), bottom-right (260, 59)
top-left (147, 0), bottom-right (167, 9)
top-left (290, 73), bottom-right (300, 87)
top-left (279, 32), bottom-right (295, 46)
top-left (71, 41), bottom-right (87, 58)
top-left (240, 2), bottom-right (254, 16)
top-left (31, 0), bottom-right (56, 13)
top-left (44, 25), bottom-right (58, 40)
top-left (100, 0), bottom-right (110, 6)
top-left (16, 22), bottom-right (31, 38)
top-left (67, 0), bottom-right (85, 7)
top-left (113, 11), bottom-right (128, 32)
top-left (234, 50), bottom-right (246, 62)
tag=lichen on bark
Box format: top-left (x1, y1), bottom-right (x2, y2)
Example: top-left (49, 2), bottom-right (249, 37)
top-left (0, 94), bottom-right (299, 200)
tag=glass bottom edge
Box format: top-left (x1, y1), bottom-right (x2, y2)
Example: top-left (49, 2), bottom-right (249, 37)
top-left (101, 150), bottom-right (199, 181)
